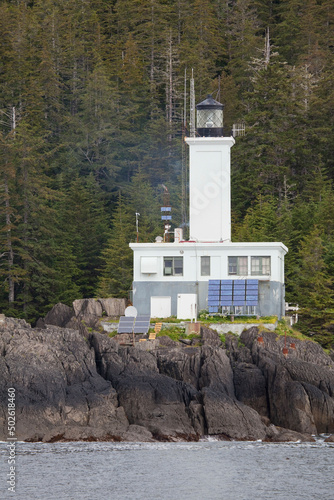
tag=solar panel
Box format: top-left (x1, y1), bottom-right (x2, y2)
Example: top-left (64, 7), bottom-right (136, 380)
top-left (208, 300), bottom-right (220, 307)
top-left (246, 280), bottom-right (258, 305)
top-left (246, 284), bottom-right (258, 290)
top-left (220, 295), bottom-right (232, 302)
top-left (136, 315), bottom-right (150, 321)
top-left (119, 316), bottom-right (135, 322)
top-left (133, 326), bottom-right (150, 334)
top-left (133, 316), bottom-right (151, 335)
top-left (220, 299), bottom-right (233, 306)
top-left (117, 316), bottom-right (135, 333)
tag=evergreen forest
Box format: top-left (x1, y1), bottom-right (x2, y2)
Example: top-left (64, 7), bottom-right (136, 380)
top-left (1, 0), bottom-right (334, 347)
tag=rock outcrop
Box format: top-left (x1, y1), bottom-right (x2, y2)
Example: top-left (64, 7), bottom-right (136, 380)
top-left (237, 327), bottom-right (334, 435)
top-left (37, 298), bottom-right (127, 331)
top-left (1, 317), bottom-right (333, 442)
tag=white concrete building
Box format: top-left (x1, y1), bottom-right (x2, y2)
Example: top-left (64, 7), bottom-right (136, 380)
top-left (130, 95), bottom-right (288, 319)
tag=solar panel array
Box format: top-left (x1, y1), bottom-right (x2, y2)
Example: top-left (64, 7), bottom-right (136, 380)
top-left (208, 280), bottom-right (259, 313)
top-left (117, 315), bottom-right (151, 334)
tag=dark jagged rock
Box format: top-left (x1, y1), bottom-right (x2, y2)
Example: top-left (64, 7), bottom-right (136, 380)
top-left (239, 327), bottom-right (334, 434)
top-left (157, 335), bottom-right (179, 348)
top-left (90, 333), bottom-right (200, 440)
top-left (201, 327), bottom-right (222, 347)
top-left (202, 388), bottom-right (267, 440)
top-left (0, 319), bottom-right (129, 442)
top-left (157, 346), bottom-right (202, 388)
top-left (1, 319), bottom-right (333, 442)
top-left (233, 362), bottom-right (269, 417)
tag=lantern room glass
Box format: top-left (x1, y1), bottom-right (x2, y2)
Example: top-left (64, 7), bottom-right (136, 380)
top-left (197, 108), bottom-right (223, 129)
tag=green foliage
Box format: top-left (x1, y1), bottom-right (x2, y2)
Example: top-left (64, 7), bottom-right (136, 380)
top-left (198, 313), bottom-right (277, 325)
top-left (0, 0), bottom-right (334, 334)
top-left (96, 192), bottom-right (133, 298)
top-left (275, 319), bottom-right (313, 342)
top-left (294, 228), bottom-right (334, 348)
top-left (219, 334), bottom-right (226, 345)
top-left (150, 316), bottom-right (183, 324)
top-left (157, 326), bottom-right (186, 341)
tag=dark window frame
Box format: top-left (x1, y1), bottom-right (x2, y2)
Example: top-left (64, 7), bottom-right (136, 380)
top-left (251, 256), bottom-right (271, 276)
top-left (228, 256), bottom-right (248, 276)
top-left (163, 256), bottom-right (183, 276)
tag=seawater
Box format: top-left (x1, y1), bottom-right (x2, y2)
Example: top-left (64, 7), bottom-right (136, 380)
top-left (1, 438), bottom-right (333, 500)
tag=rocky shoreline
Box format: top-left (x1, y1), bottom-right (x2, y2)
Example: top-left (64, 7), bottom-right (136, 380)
top-left (1, 311), bottom-right (333, 443)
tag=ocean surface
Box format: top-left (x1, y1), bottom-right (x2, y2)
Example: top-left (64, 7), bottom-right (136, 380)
top-left (1, 437), bottom-right (333, 500)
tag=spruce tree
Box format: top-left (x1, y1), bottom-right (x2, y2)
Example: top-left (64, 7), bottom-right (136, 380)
top-left (295, 228), bottom-right (334, 348)
top-left (96, 192), bottom-right (134, 298)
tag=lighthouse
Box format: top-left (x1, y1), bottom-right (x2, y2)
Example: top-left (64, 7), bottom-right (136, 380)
top-left (186, 95), bottom-right (235, 242)
top-left (129, 94), bottom-right (287, 320)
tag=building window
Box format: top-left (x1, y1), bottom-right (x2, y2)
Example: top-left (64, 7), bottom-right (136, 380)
top-left (251, 256), bottom-right (271, 276)
top-left (163, 257), bottom-right (183, 276)
top-left (228, 256), bottom-right (248, 276)
top-left (201, 256), bottom-right (210, 276)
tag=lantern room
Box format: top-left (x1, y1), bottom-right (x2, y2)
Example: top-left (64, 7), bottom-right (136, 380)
top-left (196, 94), bottom-right (224, 137)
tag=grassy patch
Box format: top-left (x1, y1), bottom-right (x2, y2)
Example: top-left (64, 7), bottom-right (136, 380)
top-left (274, 320), bottom-right (312, 341)
top-left (219, 333), bottom-right (226, 344)
top-left (220, 331), bottom-right (245, 348)
top-left (198, 312), bottom-right (277, 325)
top-left (156, 325), bottom-right (186, 341)
top-left (150, 316), bottom-right (185, 324)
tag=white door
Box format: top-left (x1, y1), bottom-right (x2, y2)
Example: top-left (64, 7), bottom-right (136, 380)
top-left (150, 296), bottom-right (171, 318)
top-left (177, 294), bottom-right (197, 321)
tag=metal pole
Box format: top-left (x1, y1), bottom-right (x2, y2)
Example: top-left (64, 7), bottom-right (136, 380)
top-left (136, 212), bottom-right (140, 242)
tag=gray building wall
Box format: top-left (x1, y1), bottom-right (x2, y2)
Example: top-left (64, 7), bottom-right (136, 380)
top-left (132, 280), bottom-right (285, 318)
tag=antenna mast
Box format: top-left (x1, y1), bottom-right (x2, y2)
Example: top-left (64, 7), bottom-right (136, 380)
top-left (182, 68), bottom-right (188, 232)
top-left (135, 212), bottom-right (140, 242)
top-left (190, 69), bottom-right (195, 137)
top-left (183, 68), bottom-right (187, 129)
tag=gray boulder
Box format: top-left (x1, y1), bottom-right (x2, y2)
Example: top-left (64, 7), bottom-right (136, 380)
top-left (44, 303), bottom-right (74, 328)
top-left (98, 298), bottom-right (126, 317)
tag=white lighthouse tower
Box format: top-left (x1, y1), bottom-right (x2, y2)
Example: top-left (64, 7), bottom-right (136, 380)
top-left (130, 93), bottom-right (288, 320)
top-left (186, 95), bottom-right (235, 242)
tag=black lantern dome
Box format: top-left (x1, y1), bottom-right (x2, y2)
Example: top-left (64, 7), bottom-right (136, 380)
top-left (196, 94), bottom-right (224, 137)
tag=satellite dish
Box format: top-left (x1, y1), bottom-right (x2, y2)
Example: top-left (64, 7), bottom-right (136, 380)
top-left (125, 306), bottom-right (138, 317)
